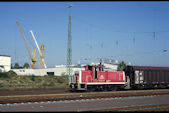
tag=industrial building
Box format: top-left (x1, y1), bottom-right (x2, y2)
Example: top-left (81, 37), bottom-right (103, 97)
top-left (0, 55), bottom-right (11, 72)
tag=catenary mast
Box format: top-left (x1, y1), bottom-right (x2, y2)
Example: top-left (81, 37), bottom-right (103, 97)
top-left (67, 5), bottom-right (73, 85)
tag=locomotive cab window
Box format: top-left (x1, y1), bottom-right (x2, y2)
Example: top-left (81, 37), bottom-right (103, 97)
top-left (99, 67), bottom-right (101, 71)
top-left (99, 67), bottom-right (104, 72)
top-left (88, 66), bottom-right (93, 71)
top-left (94, 66), bottom-right (97, 79)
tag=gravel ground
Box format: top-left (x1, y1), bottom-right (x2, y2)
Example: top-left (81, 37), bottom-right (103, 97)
top-left (0, 94), bottom-right (169, 111)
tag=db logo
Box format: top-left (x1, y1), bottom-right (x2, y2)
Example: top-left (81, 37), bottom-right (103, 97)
top-left (99, 75), bottom-right (104, 79)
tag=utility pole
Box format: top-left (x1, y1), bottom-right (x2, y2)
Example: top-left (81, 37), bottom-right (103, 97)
top-left (67, 5), bottom-right (73, 85)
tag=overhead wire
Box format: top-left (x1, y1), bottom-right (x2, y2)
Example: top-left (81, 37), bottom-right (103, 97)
top-left (73, 15), bottom-right (169, 61)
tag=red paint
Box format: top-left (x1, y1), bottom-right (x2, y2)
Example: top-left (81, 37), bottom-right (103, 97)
top-left (79, 65), bottom-right (125, 84)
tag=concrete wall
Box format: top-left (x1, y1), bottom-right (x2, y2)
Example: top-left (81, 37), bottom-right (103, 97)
top-left (0, 55), bottom-right (11, 72)
top-left (12, 67), bottom-right (85, 76)
top-left (11, 69), bottom-right (34, 76)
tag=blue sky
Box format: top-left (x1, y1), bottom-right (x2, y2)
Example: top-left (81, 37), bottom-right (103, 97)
top-left (0, 1), bottom-right (169, 68)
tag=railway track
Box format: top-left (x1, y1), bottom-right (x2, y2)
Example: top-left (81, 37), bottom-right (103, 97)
top-left (0, 89), bottom-right (169, 104)
top-left (0, 88), bottom-right (69, 96)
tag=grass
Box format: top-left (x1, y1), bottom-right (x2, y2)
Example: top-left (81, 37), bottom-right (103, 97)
top-left (0, 71), bottom-right (69, 89)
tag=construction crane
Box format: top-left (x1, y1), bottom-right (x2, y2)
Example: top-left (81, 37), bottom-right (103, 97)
top-left (40, 44), bottom-right (46, 68)
top-left (30, 30), bottom-right (47, 69)
top-left (16, 20), bottom-right (38, 69)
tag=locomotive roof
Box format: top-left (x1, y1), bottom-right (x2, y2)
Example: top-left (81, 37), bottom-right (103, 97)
top-left (126, 65), bottom-right (169, 70)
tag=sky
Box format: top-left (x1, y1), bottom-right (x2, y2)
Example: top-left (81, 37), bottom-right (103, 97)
top-left (0, 1), bottom-right (169, 68)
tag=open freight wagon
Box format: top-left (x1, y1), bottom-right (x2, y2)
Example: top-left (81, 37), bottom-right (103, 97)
top-left (124, 66), bottom-right (169, 89)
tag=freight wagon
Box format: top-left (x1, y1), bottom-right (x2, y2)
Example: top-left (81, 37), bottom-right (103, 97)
top-left (124, 66), bottom-right (169, 89)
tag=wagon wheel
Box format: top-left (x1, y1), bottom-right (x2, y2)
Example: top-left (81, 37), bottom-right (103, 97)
top-left (112, 86), bottom-right (118, 91)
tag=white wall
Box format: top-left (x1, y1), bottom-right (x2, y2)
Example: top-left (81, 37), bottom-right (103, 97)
top-left (12, 67), bottom-right (85, 76)
top-left (11, 69), bottom-right (34, 76)
top-left (0, 56), bottom-right (11, 72)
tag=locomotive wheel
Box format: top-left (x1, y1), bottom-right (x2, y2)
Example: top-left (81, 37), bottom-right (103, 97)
top-left (99, 85), bottom-right (105, 91)
top-left (87, 87), bottom-right (95, 92)
top-left (106, 85), bottom-right (118, 91)
top-left (107, 86), bottom-right (113, 91)
top-left (106, 85), bottom-right (114, 91)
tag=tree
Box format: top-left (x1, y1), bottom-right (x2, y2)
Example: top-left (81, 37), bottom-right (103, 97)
top-left (23, 62), bottom-right (30, 69)
top-left (117, 61), bottom-right (127, 71)
top-left (13, 62), bottom-right (20, 69)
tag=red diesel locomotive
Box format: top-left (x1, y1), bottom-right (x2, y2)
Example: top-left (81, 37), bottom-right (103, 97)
top-left (70, 64), bottom-right (126, 91)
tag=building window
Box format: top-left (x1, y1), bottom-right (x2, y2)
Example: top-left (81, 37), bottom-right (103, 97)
top-left (0, 65), bottom-right (4, 68)
top-left (47, 72), bottom-right (54, 76)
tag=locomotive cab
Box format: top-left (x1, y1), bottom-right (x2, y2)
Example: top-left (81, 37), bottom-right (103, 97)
top-left (70, 63), bottom-right (126, 91)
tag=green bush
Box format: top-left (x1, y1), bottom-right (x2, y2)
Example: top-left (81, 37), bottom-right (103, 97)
top-left (0, 74), bottom-right (69, 89)
top-left (0, 70), bottom-right (17, 78)
top-left (35, 77), bottom-right (42, 83)
top-left (0, 72), bottom-right (8, 78)
top-left (57, 76), bottom-right (67, 84)
top-left (48, 81), bottom-right (55, 87)
top-left (117, 61), bottom-right (127, 71)
top-left (8, 70), bottom-right (17, 75)
top-left (30, 75), bottom-right (35, 81)
top-left (7, 70), bottom-right (17, 78)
